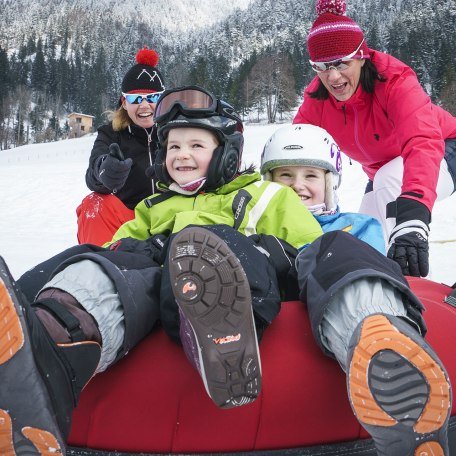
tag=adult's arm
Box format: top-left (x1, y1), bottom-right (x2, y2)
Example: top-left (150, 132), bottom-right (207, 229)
top-left (383, 68), bottom-right (446, 211)
top-left (255, 183), bottom-right (323, 249)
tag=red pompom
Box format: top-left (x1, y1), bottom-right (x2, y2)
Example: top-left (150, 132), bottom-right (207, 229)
top-left (135, 46), bottom-right (159, 67)
top-left (316, 0), bottom-right (347, 16)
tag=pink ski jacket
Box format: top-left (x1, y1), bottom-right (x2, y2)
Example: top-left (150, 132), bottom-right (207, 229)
top-left (294, 49), bottom-right (456, 211)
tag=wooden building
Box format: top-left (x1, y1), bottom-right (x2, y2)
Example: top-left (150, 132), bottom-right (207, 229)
top-left (68, 113), bottom-right (95, 138)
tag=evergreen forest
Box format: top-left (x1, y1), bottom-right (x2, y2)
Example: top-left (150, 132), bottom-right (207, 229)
top-left (1, 0), bottom-right (455, 150)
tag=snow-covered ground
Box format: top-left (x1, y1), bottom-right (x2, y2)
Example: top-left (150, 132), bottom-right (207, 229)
top-left (0, 124), bottom-right (455, 286)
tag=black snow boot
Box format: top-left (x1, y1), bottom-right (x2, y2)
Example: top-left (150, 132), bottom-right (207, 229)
top-left (0, 256), bottom-right (101, 455)
top-left (168, 226), bottom-right (262, 409)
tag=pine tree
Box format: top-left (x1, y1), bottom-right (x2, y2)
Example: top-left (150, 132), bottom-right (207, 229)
top-left (208, 53), bottom-right (230, 99)
top-left (12, 45), bottom-right (30, 88)
top-left (191, 56), bottom-right (211, 89)
top-left (29, 103), bottom-right (45, 136)
top-left (229, 52), bottom-right (258, 116)
top-left (31, 39), bottom-right (47, 91)
top-left (48, 112), bottom-right (61, 140)
top-left (0, 47), bottom-right (9, 105)
top-left (26, 35), bottom-right (36, 55)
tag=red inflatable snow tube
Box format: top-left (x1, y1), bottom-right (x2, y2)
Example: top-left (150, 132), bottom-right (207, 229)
top-left (68, 277), bottom-right (456, 455)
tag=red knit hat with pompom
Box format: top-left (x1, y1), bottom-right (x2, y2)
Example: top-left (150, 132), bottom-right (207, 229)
top-left (121, 46), bottom-right (165, 94)
top-left (307, 0), bottom-right (369, 63)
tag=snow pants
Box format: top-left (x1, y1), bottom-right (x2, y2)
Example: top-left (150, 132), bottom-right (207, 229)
top-left (18, 244), bottom-right (161, 369)
top-left (19, 228), bottom-right (427, 375)
top-left (297, 230), bottom-right (427, 369)
top-left (17, 225), bottom-right (285, 367)
top-left (359, 138), bottom-right (456, 245)
top-left (76, 192), bottom-right (135, 246)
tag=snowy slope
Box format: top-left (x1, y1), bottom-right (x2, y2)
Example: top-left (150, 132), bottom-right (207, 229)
top-left (0, 124), bottom-right (455, 286)
top-left (2, 0), bottom-right (253, 41)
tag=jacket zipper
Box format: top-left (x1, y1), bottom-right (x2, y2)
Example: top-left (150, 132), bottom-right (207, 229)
top-left (144, 128), bottom-right (155, 195)
top-left (351, 105), bottom-right (370, 160)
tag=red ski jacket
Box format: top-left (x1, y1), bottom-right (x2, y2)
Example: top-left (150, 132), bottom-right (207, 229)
top-left (294, 49), bottom-right (456, 211)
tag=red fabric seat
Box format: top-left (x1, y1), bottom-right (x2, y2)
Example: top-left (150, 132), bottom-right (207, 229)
top-left (68, 278), bottom-right (456, 454)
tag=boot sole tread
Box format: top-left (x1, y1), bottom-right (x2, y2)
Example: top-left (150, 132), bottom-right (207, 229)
top-left (169, 228), bottom-right (261, 409)
top-left (348, 314), bottom-right (451, 455)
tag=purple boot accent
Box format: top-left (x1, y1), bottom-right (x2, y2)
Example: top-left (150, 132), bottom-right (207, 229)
top-left (179, 306), bottom-right (202, 374)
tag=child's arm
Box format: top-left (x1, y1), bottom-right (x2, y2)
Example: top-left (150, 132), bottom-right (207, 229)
top-left (103, 196), bottom-right (176, 247)
top-left (256, 184), bottom-right (323, 248)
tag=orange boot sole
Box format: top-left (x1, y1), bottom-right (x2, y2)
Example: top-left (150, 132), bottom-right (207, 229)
top-left (0, 259), bottom-right (64, 455)
top-left (348, 314), bottom-right (452, 456)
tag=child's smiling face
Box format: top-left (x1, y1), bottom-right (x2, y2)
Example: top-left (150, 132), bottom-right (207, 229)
top-left (165, 127), bottom-right (219, 185)
top-left (272, 166), bottom-right (326, 207)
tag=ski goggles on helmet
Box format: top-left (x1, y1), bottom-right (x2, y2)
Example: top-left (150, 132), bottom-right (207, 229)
top-left (309, 40), bottom-right (365, 73)
top-left (122, 92), bottom-right (163, 104)
top-left (154, 86), bottom-right (222, 124)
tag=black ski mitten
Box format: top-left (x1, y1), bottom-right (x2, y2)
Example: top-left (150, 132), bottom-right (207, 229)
top-left (97, 143), bottom-right (132, 193)
top-left (109, 233), bottom-right (168, 265)
top-left (387, 197), bottom-right (431, 277)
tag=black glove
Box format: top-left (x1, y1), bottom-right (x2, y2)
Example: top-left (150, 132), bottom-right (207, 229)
top-left (109, 234), bottom-right (168, 264)
top-left (97, 143), bottom-right (132, 193)
top-left (387, 197), bottom-right (430, 277)
top-left (249, 233), bottom-right (299, 300)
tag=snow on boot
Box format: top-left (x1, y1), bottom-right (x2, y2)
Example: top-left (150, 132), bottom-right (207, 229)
top-left (347, 313), bottom-right (452, 456)
top-left (169, 226), bottom-right (261, 409)
top-left (0, 256), bottom-right (101, 455)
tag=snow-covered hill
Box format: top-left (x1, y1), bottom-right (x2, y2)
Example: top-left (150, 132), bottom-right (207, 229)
top-left (2, 0), bottom-right (253, 46)
top-left (0, 124), bottom-right (455, 286)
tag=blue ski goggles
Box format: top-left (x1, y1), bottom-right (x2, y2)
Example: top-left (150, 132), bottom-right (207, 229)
top-left (122, 92), bottom-right (163, 104)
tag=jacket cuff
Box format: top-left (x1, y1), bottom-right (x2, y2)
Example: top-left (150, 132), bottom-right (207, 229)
top-left (395, 197), bottom-right (431, 225)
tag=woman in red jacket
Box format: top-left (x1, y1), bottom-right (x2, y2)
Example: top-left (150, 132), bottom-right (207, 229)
top-left (76, 47), bottom-right (165, 246)
top-left (294, 0), bottom-right (456, 278)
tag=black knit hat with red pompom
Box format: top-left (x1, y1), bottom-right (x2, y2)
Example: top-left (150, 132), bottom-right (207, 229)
top-left (121, 47), bottom-right (165, 94)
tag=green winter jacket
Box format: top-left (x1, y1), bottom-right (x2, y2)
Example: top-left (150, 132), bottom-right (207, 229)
top-left (109, 172), bottom-right (323, 249)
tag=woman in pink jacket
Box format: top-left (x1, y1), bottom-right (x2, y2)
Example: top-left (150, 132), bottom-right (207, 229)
top-left (294, 0), bottom-right (456, 278)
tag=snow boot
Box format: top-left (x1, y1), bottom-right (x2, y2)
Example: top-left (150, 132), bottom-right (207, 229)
top-left (169, 226), bottom-right (261, 409)
top-left (0, 256), bottom-right (101, 455)
top-left (347, 313), bottom-right (452, 456)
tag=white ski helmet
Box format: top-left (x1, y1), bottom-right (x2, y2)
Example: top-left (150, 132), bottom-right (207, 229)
top-left (261, 124), bottom-right (342, 212)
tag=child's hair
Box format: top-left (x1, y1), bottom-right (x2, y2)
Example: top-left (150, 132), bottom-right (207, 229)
top-left (261, 124), bottom-right (343, 212)
top-left (153, 86), bottom-right (244, 191)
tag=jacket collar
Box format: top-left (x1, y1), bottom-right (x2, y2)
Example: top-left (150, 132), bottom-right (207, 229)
top-left (330, 83), bottom-right (367, 110)
top-left (157, 172), bottom-right (261, 195)
top-left (128, 123), bottom-right (156, 141)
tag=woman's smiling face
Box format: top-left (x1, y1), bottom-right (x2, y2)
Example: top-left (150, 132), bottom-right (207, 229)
top-left (122, 95), bottom-right (157, 128)
top-left (317, 59), bottom-right (365, 101)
